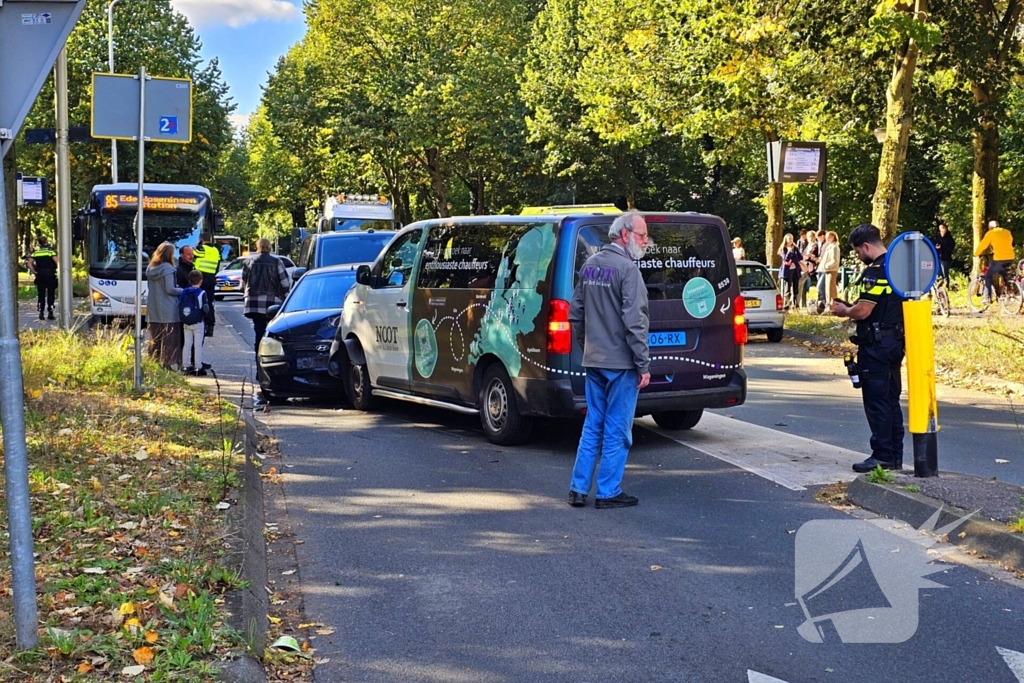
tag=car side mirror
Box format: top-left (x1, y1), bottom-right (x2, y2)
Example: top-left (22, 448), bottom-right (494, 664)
top-left (267, 304), bottom-right (281, 319)
top-left (355, 265), bottom-right (371, 286)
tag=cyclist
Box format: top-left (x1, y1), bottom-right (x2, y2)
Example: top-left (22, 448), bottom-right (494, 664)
top-left (974, 219), bottom-right (1015, 303)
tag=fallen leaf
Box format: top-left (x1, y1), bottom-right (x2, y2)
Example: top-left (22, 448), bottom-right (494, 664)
top-left (268, 615), bottom-right (282, 625)
top-left (216, 502), bottom-right (231, 510)
top-left (132, 447), bottom-right (148, 461)
top-left (132, 646), bottom-right (154, 665)
top-left (144, 631), bottom-right (158, 643)
top-left (158, 591), bottom-right (174, 610)
top-left (121, 664), bottom-right (145, 676)
top-left (82, 567), bottom-right (106, 575)
top-left (123, 618), bottom-right (142, 635)
top-left (76, 662), bottom-right (94, 674)
top-left (650, 565), bottom-right (662, 571)
top-left (281, 570), bottom-right (296, 576)
top-left (297, 622), bottom-right (324, 629)
top-left (119, 602), bottom-right (136, 616)
top-left (958, 531), bottom-right (967, 538)
top-left (314, 657), bottom-right (331, 664)
top-left (315, 628), bottom-right (335, 636)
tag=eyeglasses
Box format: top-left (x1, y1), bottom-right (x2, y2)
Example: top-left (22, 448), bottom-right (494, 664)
top-left (628, 228), bottom-right (649, 240)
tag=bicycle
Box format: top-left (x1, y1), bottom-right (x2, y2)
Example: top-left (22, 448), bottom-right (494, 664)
top-left (931, 272), bottom-right (950, 317)
top-left (968, 259), bottom-right (1023, 314)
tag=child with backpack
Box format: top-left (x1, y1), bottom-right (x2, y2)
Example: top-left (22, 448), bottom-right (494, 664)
top-left (179, 270), bottom-right (210, 376)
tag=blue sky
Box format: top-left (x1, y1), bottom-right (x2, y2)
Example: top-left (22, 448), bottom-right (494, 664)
top-left (169, 0), bottom-right (307, 128)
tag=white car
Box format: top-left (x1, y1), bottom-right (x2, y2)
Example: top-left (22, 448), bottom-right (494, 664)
top-left (737, 260), bottom-right (785, 342)
top-left (215, 255), bottom-right (297, 300)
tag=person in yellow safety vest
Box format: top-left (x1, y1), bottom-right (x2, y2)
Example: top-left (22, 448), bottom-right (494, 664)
top-left (974, 219), bottom-right (1016, 303)
top-left (194, 233), bottom-right (221, 352)
top-left (26, 235), bottom-right (58, 321)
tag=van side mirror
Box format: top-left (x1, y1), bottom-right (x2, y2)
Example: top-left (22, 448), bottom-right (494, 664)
top-left (356, 264), bottom-right (371, 286)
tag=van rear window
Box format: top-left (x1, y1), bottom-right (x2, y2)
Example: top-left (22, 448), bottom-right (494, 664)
top-left (575, 222), bottom-right (732, 299)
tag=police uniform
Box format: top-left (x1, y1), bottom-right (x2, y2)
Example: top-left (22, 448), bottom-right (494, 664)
top-left (29, 244), bottom-right (58, 320)
top-left (853, 254), bottom-right (905, 468)
top-left (194, 243), bottom-right (220, 338)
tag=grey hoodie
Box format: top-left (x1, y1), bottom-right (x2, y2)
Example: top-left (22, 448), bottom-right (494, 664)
top-left (569, 243), bottom-right (650, 374)
top-left (145, 261), bottom-right (183, 324)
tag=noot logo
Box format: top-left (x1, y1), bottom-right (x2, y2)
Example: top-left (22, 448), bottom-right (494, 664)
top-left (794, 507), bottom-right (976, 644)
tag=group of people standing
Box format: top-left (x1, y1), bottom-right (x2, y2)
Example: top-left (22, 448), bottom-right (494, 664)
top-left (777, 228), bottom-right (842, 309)
top-left (145, 233), bottom-right (221, 374)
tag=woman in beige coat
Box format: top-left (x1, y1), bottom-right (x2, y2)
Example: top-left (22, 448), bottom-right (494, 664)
top-left (819, 231), bottom-right (842, 304)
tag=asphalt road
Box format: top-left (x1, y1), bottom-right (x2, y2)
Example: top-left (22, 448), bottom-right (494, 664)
top-left (208, 300), bottom-right (1024, 682)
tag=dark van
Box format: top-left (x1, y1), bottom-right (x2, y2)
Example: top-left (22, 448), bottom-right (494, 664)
top-left (329, 212), bottom-right (747, 445)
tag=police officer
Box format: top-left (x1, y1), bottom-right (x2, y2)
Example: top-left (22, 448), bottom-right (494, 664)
top-left (26, 236), bottom-right (58, 321)
top-left (193, 233), bottom-right (221, 352)
top-left (831, 223), bottom-right (905, 472)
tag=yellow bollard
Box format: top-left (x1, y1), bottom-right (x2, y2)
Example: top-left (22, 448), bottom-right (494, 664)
top-left (903, 298), bottom-right (939, 476)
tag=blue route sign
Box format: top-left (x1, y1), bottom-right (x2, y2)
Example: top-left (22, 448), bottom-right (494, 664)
top-left (159, 116), bottom-right (177, 135)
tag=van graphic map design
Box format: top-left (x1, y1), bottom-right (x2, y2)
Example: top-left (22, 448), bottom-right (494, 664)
top-left (413, 223), bottom-right (557, 390)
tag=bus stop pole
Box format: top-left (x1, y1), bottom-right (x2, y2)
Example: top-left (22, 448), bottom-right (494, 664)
top-left (0, 158), bottom-right (41, 649)
top-left (134, 66), bottom-right (147, 390)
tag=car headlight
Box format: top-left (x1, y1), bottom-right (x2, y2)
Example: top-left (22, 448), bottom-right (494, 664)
top-left (258, 337), bottom-right (285, 357)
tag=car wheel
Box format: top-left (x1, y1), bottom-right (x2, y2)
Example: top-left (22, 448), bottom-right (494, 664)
top-left (479, 365), bottom-right (533, 445)
top-left (766, 327), bottom-right (784, 343)
top-left (346, 361), bottom-right (376, 411)
top-left (652, 409), bottom-right (703, 431)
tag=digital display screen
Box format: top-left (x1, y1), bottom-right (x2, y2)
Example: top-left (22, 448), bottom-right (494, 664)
top-left (783, 147), bottom-right (822, 175)
top-left (20, 177), bottom-right (47, 206)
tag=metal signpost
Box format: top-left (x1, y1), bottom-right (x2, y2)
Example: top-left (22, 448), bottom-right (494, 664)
top-left (0, 0), bottom-right (87, 650)
top-left (766, 140), bottom-right (829, 258)
top-left (885, 232), bottom-right (941, 478)
top-left (91, 71), bottom-right (192, 389)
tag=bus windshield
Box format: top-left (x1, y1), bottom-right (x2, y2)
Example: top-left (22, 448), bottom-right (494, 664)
top-left (90, 210), bottom-right (206, 272)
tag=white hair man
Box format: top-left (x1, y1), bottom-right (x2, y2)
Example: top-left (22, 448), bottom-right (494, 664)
top-left (566, 212), bottom-right (651, 509)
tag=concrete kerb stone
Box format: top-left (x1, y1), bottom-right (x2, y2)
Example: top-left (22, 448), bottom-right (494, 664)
top-left (237, 410), bottom-right (269, 667)
top-left (847, 475), bottom-right (1024, 573)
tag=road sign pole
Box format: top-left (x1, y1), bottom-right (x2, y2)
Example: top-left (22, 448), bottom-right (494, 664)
top-left (56, 46), bottom-right (73, 329)
top-left (0, 159), bottom-right (40, 650)
top-left (134, 66), bottom-right (147, 390)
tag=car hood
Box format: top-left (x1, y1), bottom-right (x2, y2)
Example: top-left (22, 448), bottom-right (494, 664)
top-left (217, 269), bottom-right (242, 279)
top-left (267, 308), bottom-right (342, 341)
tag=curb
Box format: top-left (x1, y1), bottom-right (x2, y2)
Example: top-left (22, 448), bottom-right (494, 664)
top-left (847, 476), bottom-right (1024, 572)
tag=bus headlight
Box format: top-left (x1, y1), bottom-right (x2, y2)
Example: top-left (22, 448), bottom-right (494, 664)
top-left (258, 337), bottom-right (285, 358)
top-left (91, 290), bottom-right (110, 306)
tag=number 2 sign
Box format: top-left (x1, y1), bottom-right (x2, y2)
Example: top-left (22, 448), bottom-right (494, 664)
top-left (158, 117), bottom-right (177, 135)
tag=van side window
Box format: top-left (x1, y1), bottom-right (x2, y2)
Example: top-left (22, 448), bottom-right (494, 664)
top-left (377, 229), bottom-right (422, 288)
top-left (417, 223), bottom-right (555, 290)
top-left (575, 223), bottom-right (731, 299)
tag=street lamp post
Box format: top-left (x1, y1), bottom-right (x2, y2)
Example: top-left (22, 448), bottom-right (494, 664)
top-left (107, 0), bottom-right (125, 183)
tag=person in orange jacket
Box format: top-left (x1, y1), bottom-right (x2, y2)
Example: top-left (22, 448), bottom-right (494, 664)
top-left (974, 219), bottom-right (1015, 302)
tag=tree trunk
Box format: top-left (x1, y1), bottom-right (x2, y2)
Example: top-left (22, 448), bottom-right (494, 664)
top-left (871, 0), bottom-right (926, 239)
top-left (971, 80), bottom-right (999, 276)
top-left (423, 148), bottom-right (448, 218)
top-left (766, 182), bottom-right (783, 269)
top-left (4, 142), bottom-right (18, 324)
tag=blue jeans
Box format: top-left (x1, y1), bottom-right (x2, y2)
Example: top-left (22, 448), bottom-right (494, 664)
top-left (570, 368), bottom-right (640, 499)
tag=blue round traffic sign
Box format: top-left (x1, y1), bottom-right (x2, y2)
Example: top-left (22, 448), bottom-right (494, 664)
top-left (884, 232), bottom-right (939, 299)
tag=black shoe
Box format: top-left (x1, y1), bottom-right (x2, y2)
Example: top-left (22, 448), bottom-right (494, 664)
top-left (595, 492), bottom-right (639, 509)
top-left (47, 309), bottom-right (55, 320)
top-left (852, 457), bottom-right (898, 473)
top-left (38, 311), bottom-right (45, 321)
top-left (567, 491), bottom-right (587, 507)
top-left (196, 369), bottom-right (208, 377)
top-left (894, 460), bottom-right (903, 470)
top-left (200, 363), bottom-right (212, 371)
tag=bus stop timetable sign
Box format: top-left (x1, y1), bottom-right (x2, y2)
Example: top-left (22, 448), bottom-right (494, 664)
top-left (91, 73), bottom-right (192, 144)
top-left (885, 232), bottom-right (939, 299)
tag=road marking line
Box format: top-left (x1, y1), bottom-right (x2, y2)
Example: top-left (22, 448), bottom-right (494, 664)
top-left (748, 671), bottom-right (790, 683)
top-left (998, 647), bottom-right (1024, 683)
top-left (641, 413), bottom-right (866, 490)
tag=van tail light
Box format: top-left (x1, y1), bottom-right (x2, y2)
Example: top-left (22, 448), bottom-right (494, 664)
top-left (733, 295), bottom-right (747, 345)
top-left (776, 293), bottom-right (783, 311)
top-left (547, 299), bottom-right (572, 354)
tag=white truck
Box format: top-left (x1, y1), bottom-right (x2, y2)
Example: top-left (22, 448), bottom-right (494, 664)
top-left (318, 193), bottom-right (396, 232)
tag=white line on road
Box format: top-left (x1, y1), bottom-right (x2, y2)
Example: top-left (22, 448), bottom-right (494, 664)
top-left (641, 412), bottom-right (866, 490)
top-left (747, 671), bottom-right (790, 683)
top-left (998, 647), bottom-right (1024, 683)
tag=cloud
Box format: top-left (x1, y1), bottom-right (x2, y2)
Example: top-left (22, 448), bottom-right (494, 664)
top-left (228, 114), bottom-right (251, 130)
top-left (170, 0), bottom-right (300, 29)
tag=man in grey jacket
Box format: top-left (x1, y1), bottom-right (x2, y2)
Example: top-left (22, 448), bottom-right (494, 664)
top-left (567, 212), bottom-right (651, 509)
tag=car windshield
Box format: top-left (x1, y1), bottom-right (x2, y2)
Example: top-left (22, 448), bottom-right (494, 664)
top-left (737, 265), bottom-right (777, 290)
top-left (282, 271), bottom-right (354, 312)
top-left (222, 258), bottom-right (246, 272)
top-left (320, 234), bottom-right (392, 266)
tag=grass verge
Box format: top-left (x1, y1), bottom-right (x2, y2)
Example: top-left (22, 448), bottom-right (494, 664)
top-left (785, 311), bottom-right (1024, 393)
top-left (0, 328), bottom-right (250, 681)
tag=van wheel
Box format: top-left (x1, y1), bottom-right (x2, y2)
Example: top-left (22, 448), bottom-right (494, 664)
top-left (652, 409), bottom-right (703, 431)
top-left (346, 362), bottom-right (376, 411)
top-left (479, 365), bottom-right (533, 445)
top-left (766, 328), bottom-right (784, 343)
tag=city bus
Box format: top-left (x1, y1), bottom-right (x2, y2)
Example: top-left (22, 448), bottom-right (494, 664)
top-left (77, 183), bottom-right (221, 324)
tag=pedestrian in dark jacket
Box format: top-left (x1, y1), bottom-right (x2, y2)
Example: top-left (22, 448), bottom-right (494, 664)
top-left (935, 223), bottom-right (956, 281)
top-left (778, 233), bottom-right (802, 309)
top-left (566, 212), bottom-right (651, 510)
top-left (26, 235), bottom-right (58, 320)
top-left (242, 238), bottom-right (290, 354)
top-left (175, 245), bottom-right (196, 289)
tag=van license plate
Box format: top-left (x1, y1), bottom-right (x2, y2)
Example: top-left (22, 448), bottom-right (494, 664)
top-left (744, 298), bottom-right (761, 309)
top-left (648, 331), bottom-right (686, 347)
